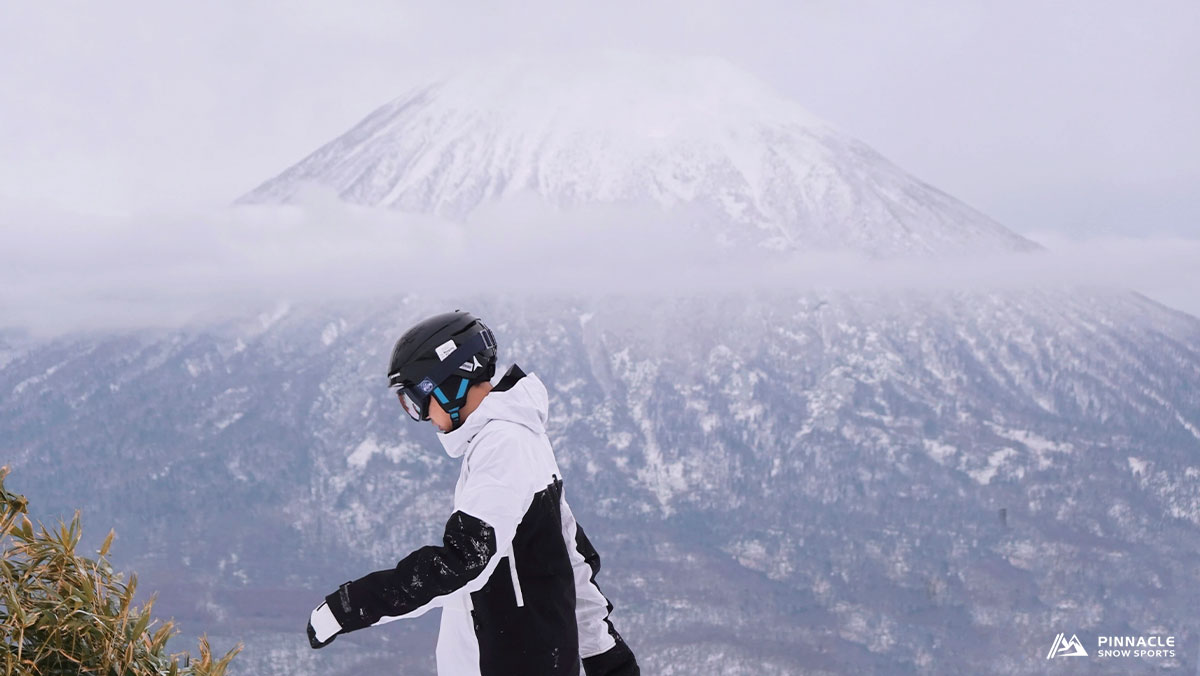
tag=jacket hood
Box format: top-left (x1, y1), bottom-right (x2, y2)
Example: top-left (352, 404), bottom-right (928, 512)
top-left (437, 364), bottom-right (548, 458)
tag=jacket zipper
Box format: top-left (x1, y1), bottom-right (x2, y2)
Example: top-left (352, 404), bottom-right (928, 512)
top-left (508, 552), bottom-right (525, 607)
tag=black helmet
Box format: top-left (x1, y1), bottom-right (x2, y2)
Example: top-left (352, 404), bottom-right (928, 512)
top-left (387, 311), bottom-right (497, 429)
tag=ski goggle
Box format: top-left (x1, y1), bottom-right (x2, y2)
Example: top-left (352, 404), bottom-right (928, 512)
top-left (394, 386), bottom-right (430, 422)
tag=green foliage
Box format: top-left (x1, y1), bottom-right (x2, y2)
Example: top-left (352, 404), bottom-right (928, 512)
top-left (0, 466), bottom-right (240, 675)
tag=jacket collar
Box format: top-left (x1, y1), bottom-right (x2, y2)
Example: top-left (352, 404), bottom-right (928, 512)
top-left (436, 364), bottom-right (532, 458)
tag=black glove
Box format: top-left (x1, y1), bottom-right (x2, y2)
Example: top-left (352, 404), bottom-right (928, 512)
top-left (307, 601), bottom-right (341, 649)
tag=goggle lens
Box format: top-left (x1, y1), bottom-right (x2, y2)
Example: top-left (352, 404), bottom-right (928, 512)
top-left (396, 388), bottom-right (427, 421)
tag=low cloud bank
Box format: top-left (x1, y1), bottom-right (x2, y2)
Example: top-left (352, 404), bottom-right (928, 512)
top-left (2, 198), bottom-right (1198, 336)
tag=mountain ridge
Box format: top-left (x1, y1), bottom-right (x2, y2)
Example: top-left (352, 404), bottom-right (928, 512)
top-left (240, 52), bottom-right (1038, 257)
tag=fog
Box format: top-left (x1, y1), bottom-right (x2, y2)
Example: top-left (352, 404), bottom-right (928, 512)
top-left (3, 196), bottom-right (1197, 336)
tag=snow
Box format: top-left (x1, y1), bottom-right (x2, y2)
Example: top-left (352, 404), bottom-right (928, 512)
top-left (990, 426), bottom-right (1072, 454)
top-left (554, 377), bottom-right (585, 393)
top-left (241, 52), bottom-right (1035, 258)
top-left (12, 362), bottom-right (62, 395)
top-left (1128, 456), bottom-right (1148, 476)
top-left (609, 430), bottom-right (633, 450)
top-left (256, 302), bottom-right (291, 331)
top-left (321, 320), bottom-right (344, 346)
top-left (347, 436), bottom-right (422, 468)
top-left (989, 425), bottom-right (1073, 469)
top-left (922, 439), bottom-right (957, 463)
top-left (967, 447), bottom-right (1017, 485)
top-left (214, 411), bottom-right (244, 430)
top-left (348, 437), bottom-right (382, 469)
top-left (1004, 540), bottom-right (1040, 570)
top-left (732, 401), bottom-right (765, 424)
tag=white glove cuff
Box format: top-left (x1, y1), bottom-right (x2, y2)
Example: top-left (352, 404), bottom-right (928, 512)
top-left (310, 602), bottom-right (341, 642)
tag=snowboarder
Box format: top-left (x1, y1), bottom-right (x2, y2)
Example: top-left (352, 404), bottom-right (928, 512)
top-left (307, 310), bottom-right (640, 676)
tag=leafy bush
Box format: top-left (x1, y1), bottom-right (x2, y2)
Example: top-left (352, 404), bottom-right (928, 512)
top-left (0, 466), bottom-right (240, 675)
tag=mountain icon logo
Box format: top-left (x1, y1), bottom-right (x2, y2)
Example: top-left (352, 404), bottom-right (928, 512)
top-left (1046, 633), bottom-right (1089, 659)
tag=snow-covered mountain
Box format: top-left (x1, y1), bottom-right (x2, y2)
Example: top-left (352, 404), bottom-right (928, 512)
top-left (240, 53), bottom-right (1036, 257)
top-left (4, 53), bottom-right (1198, 675)
top-left (4, 292), bottom-right (1198, 675)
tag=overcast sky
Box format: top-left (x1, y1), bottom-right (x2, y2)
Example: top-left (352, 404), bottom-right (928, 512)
top-left (1, 1), bottom-right (1198, 331)
top-left (1, 0), bottom-right (1197, 237)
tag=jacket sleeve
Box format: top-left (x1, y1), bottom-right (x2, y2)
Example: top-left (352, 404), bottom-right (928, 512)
top-left (560, 491), bottom-right (640, 674)
top-left (582, 640), bottom-right (640, 676)
top-left (326, 427), bottom-right (533, 634)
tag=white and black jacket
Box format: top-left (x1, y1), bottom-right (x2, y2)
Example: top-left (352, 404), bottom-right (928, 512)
top-left (324, 364), bottom-right (638, 676)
